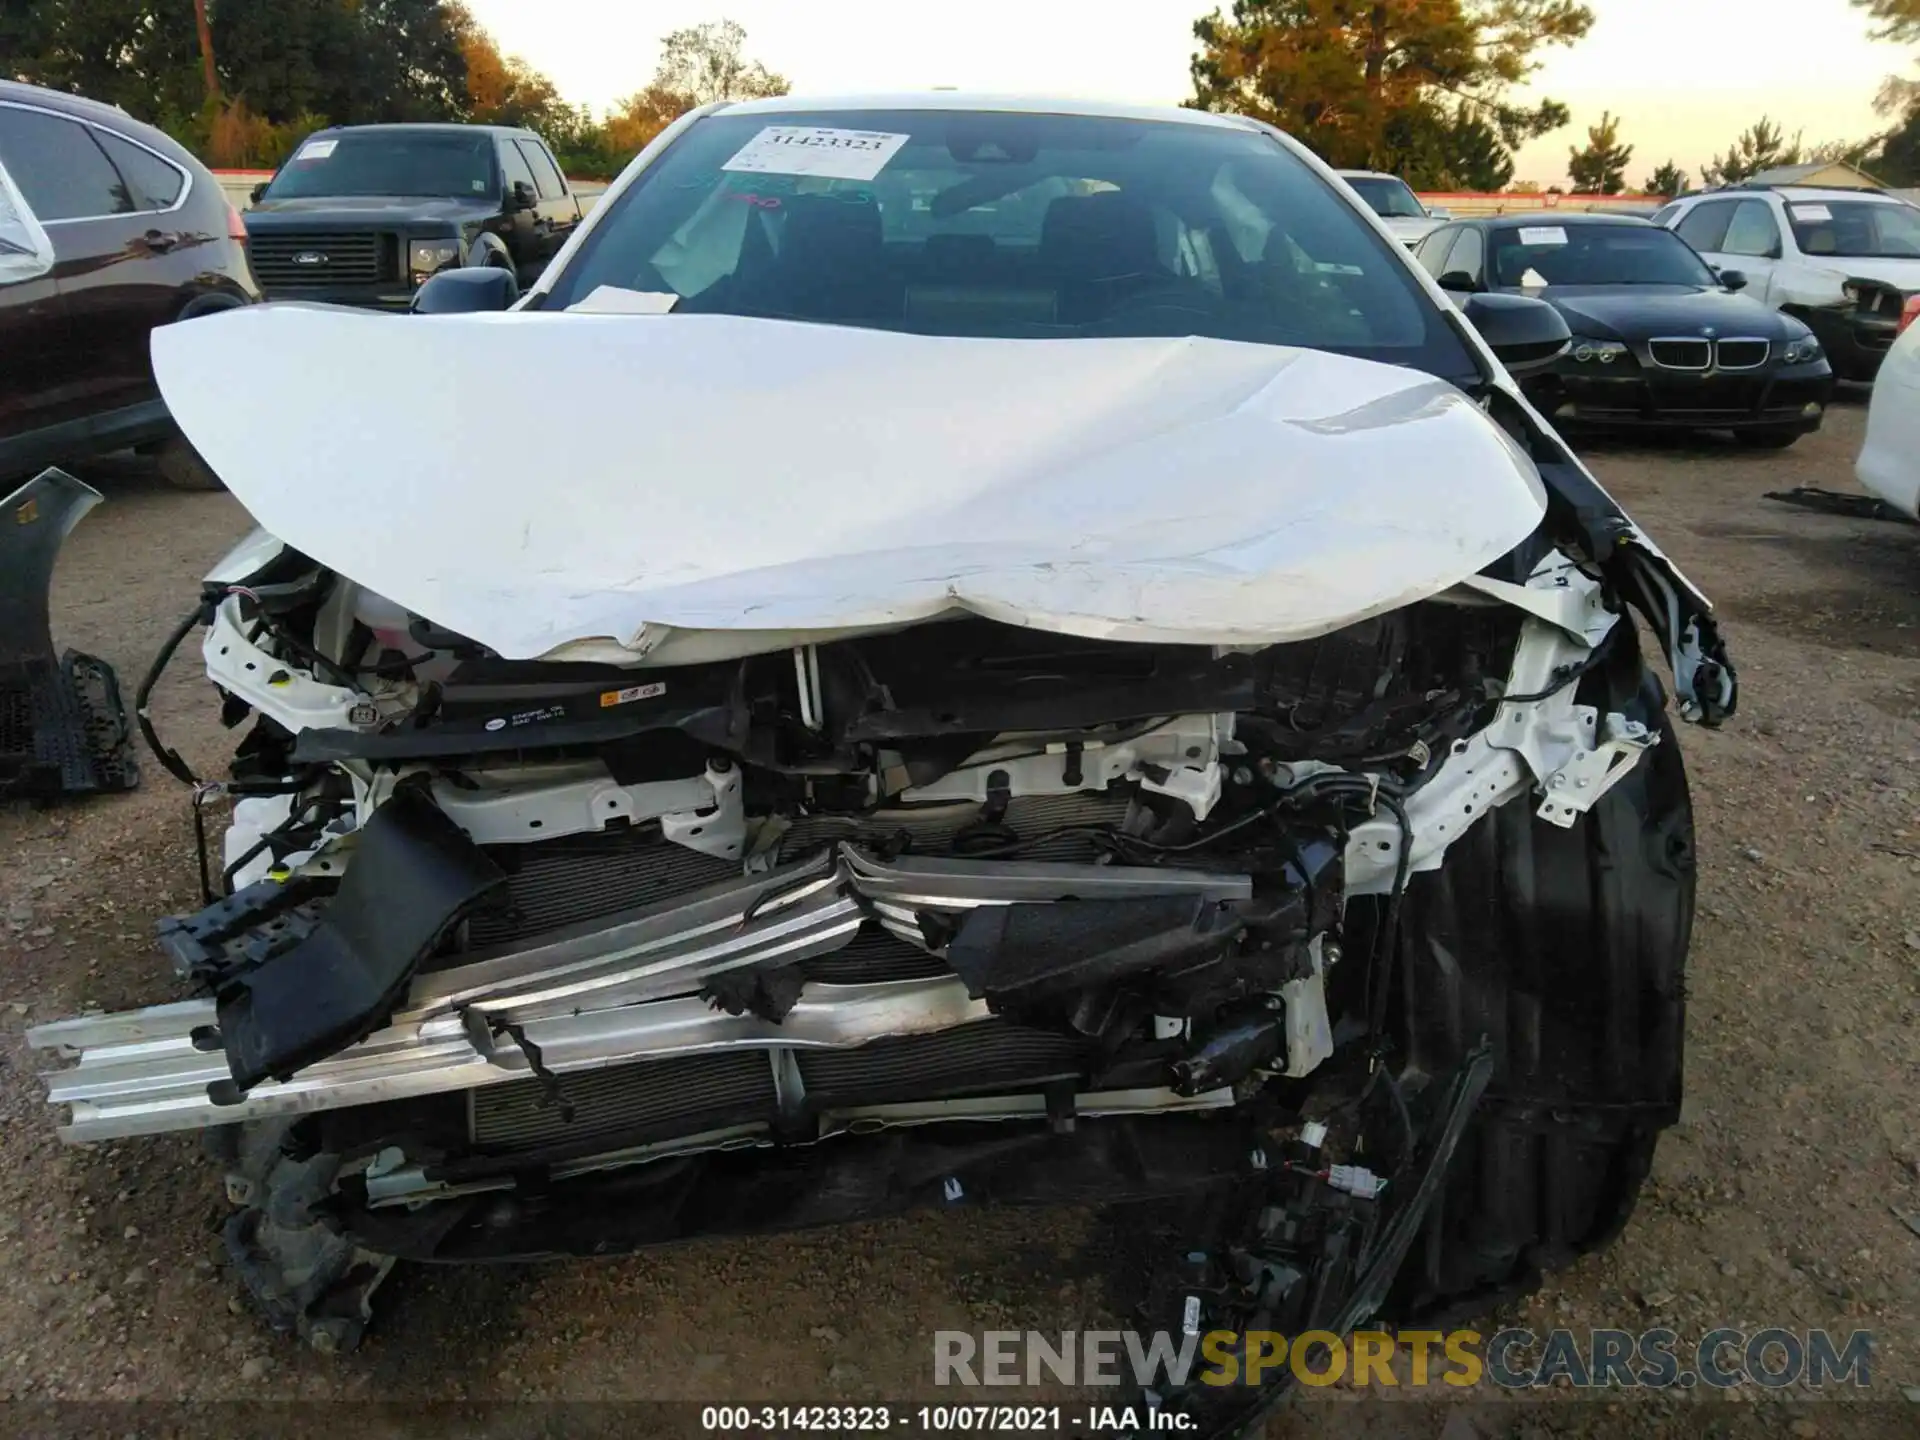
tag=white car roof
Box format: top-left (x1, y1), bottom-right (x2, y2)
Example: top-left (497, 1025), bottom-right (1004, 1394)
top-left (1770, 185), bottom-right (1898, 201)
top-left (1335, 169), bottom-right (1399, 180)
top-left (1691, 185), bottom-right (1903, 206)
top-left (712, 92), bottom-right (1263, 131)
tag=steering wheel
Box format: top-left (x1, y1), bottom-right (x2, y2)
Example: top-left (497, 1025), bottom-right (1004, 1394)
top-left (1095, 284), bottom-right (1222, 330)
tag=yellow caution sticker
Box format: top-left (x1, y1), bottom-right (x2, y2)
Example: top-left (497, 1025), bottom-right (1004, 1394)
top-left (599, 681), bottom-right (667, 708)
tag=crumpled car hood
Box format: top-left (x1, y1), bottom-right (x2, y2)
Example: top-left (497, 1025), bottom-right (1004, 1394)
top-left (153, 306), bottom-right (1546, 663)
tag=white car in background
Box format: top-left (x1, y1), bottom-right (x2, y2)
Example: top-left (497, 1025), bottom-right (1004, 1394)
top-left (1337, 169), bottom-right (1449, 247)
top-left (1653, 185), bottom-right (1920, 380)
top-left (1857, 295), bottom-right (1920, 517)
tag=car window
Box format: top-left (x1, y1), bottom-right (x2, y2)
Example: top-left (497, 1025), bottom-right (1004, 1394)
top-left (1783, 198), bottom-right (1920, 258)
top-left (517, 140), bottom-right (566, 200)
top-left (1649, 204), bottom-right (1679, 227)
top-left (265, 131), bottom-right (497, 199)
top-left (1490, 224), bottom-right (1719, 287)
top-left (0, 106), bottom-right (134, 221)
top-left (1720, 199), bottom-right (1780, 258)
top-left (1345, 175), bottom-right (1427, 219)
top-left (544, 109), bottom-right (1477, 377)
top-left (1445, 227), bottom-right (1483, 283)
top-left (92, 129), bottom-right (184, 212)
top-left (1415, 226), bottom-right (1458, 277)
top-left (1674, 200), bottom-right (1734, 253)
top-left (499, 139), bottom-right (538, 198)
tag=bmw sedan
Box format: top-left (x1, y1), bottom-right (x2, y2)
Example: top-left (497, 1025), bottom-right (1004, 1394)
top-left (1415, 211), bottom-right (1834, 446)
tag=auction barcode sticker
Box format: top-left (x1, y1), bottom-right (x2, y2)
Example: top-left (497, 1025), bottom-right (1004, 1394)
top-left (1790, 203), bottom-right (1833, 222)
top-left (295, 139), bottom-right (337, 161)
top-left (1517, 225), bottom-right (1569, 246)
top-left (721, 126), bottom-right (910, 182)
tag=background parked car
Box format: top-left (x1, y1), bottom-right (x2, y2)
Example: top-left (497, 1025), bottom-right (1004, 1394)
top-left (1856, 294), bottom-right (1920, 517)
top-left (1415, 211), bottom-right (1833, 446)
top-left (1336, 169), bottom-right (1449, 247)
top-left (0, 79), bottom-right (257, 490)
top-left (243, 123), bottom-right (583, 308)
top-left (1652, 184), bottom-right (1920, 380)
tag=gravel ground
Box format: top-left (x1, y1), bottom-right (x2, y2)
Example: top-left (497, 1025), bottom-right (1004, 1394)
top-left (2, 405), bottom-right (1917, 1436)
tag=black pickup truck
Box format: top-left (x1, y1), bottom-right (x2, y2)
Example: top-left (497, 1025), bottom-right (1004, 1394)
top-left (242, 123), bottom-right (582, 309)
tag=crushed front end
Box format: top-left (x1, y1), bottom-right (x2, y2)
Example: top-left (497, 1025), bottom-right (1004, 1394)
top-left (33, 526), bottom-right (1707, 1429)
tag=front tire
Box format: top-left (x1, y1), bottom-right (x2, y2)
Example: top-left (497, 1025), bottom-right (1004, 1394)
top-left (155, 435), bottom-right (224, 491)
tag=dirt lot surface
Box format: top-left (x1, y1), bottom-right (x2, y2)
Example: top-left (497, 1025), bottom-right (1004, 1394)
top-left (2, 404), bottom-right (1917, 1437)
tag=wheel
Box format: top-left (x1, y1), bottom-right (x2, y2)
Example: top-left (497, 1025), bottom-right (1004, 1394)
top-left (155, 435), bottom-right (224, 491)
top-left (1734, 427), bottom-right (1803, 450)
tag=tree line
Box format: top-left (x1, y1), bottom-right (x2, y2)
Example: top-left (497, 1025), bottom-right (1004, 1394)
top-left (5, 0), bottom-right (1918, 193)
top-left (0, 2), bottom-right (786, 177)
top-left (1565, 106), bottom-right (1919, 200)
top-left (1189, 0), bottom-right (1920, 195)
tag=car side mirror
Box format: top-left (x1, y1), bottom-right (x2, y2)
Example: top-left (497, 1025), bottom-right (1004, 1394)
top-left (410, 266), bottom-right (519, 314)
top-left (249, 182), bottom-right (269, 205)
top-left (506, 180), bottom-right (537, 213)
top-left (1718, 268), bottom-right (1748, 291)
top-left (1438, 270), bottom-right (1477, 293)
top-left (1459, 292), bottom-right (1570, 377)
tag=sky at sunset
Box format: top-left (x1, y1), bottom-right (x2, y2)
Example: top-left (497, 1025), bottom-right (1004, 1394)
top-left (465, 0), bottom-right (1914, 189)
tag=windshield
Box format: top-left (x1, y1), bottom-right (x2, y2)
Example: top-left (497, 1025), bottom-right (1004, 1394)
top-left (1783, 199), bottom-right (1920, 259)
top-left (1345, 175), bottom-right (1427, 219)
top-left (542, 109), bottom-right (1475, 375)
top-left (1490, 223), bottom-right (1718, 288)
top-left (264, 132), bottom-right (498, 200)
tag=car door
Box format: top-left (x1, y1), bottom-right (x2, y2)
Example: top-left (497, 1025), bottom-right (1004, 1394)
top-left (1672, 199), bottom-right (1737, 283)
top-left (0, 104), bottom-right (196, 419)
top-left (496, 138), bottom-right (547, 285)
top-left (1714, 198), bottom-right (1784, 303)
top-left (0, 110), bottom-right (73, 456)
top-left (514, 139), bottom-right (579, 273)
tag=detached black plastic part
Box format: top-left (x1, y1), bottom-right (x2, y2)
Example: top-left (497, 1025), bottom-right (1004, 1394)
top-left (0, 469), bottom-right (139, 801)
top-left (210, 789), bottom-right (506, 1094)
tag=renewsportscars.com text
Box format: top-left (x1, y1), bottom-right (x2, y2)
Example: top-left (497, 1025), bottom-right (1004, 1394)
top-left (933, 1328), bottom-right (1873, 1390)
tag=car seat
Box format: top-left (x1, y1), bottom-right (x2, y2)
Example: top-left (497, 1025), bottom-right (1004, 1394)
top-left (762, 193), bottom-right (896, 320)
top-left (1039, 191), bottom-right (1162, 320)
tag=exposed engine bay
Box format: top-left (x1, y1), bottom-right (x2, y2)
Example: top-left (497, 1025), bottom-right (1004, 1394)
top-left (35, 517), bottom-right (1704, 1424)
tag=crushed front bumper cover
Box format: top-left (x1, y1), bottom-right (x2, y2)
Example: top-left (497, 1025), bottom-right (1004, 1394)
top-left (31, 843), bottom-right (1252, 1143)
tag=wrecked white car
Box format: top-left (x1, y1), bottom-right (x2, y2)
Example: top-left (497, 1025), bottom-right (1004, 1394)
top-left (31, 96), bottom-right (1733, 1428)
